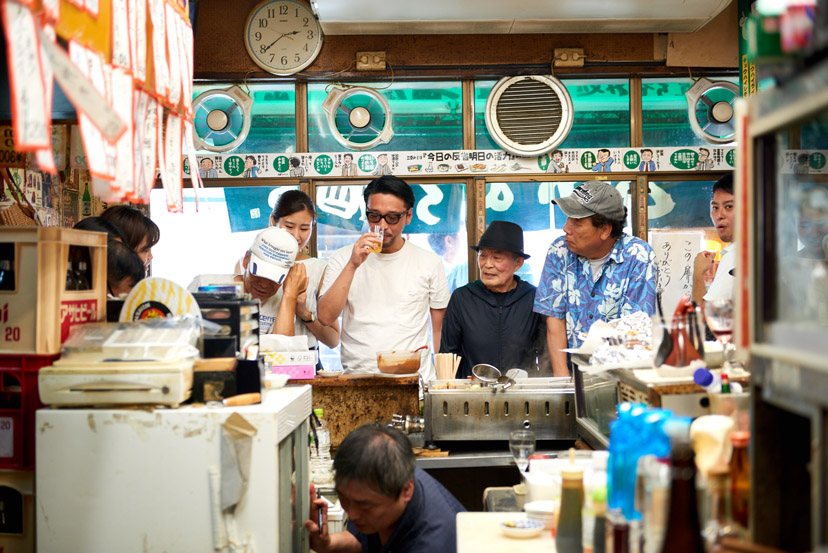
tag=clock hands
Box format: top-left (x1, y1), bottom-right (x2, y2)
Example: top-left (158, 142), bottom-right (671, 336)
top-left (263, 30), bottom-right (300, 52)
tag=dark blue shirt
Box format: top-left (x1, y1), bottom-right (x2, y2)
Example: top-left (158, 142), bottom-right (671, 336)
top-left (347, 468), bottom-right (465, 553)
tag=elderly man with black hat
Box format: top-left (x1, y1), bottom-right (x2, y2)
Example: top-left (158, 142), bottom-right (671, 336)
top-left (534, 181), bottom-right (657, 377)
top-left (439, 220), bottom-right (548, 378)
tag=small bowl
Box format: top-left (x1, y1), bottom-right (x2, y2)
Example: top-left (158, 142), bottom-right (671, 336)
top-left (377, 350), bottom-right (423, 374)
top-left (317, 370), bottom-right (344, 379)
top-left (500, 519), bottom-right (544, 539)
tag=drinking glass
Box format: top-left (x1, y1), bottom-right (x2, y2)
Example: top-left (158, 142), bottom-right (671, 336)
top-left (704, 298), bottom-right (734, 366)
top-left (369, 225), bottom-right (383, 253)
top-left (509, 430), bottom-right (536, 475)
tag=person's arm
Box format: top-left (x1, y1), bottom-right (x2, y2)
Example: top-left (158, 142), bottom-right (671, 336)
top-left (430, 307), bottom-right (446, 354)
top-left (295, 266), bottom-right (341, 348)
top-left (306, 484), bottom-right (362, 553)
top-left (692, 251), bottom-right (715, 306)
top-left (546, 316), bottom-right (570, 377)
top-left (272, 263), bottom-right (308, 335)
top-left (317, 233), bottom-right (379, 326)
top-left (438, 297), bottom-right (461, 355)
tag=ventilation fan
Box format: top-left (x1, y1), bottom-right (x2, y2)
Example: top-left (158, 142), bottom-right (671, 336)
top-left (485, 75), bottom-right (574, 158)
top-left (321, 87), bottom-right (394, 150)
top-left (686, 78), bottom-right (739, 144)
top-left (192, 85), bottom-right (253, 152)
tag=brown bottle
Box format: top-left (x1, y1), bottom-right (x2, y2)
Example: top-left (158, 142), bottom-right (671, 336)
top-left (658, 440), bottom-right (705, 553)
top-left (729, 431), bottom-right (750, 529)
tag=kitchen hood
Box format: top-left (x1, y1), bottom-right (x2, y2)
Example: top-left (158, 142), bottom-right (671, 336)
top-left (312, 0), bottom-right (734, 35)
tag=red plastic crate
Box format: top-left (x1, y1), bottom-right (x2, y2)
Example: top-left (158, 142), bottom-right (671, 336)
top-left (0, 354), bottom-right (59, 469)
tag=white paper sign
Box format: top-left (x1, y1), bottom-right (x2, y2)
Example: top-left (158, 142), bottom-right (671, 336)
top-left (48, 38), bottom-right (126, 143)
top-left (177, 14), bottom-right (193, 116)
top-left (133, 89), bottom-right (147, 200)
top-left (650, 231), bottom-right (704, 315)
top-left (134, 0), bottom-right (148, 83)
top-left (111, 67), bottom-right (134, 198)
top-left (164, 3), bottom-right (181, 107)
top-left (42, 0), bottom-right (60, 22)
top-left (85, 0), bottom-right (99, 18)
top-left (111, 0), bottom-right (131, 69)
top-left (184, 119), bottom-right (202, 209)
top-left (2, 2), bottom-right (50, 149)
top-left (149, 0), bottom-right (169, 98)
top-left (164, 112), bottom-right (183, 212)
top-left (35, 24), bottom-right (58, 172)
top-left (141, 94), bottom-right (158, 201)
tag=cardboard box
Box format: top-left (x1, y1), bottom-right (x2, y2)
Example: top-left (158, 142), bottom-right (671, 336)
top-left (263, 351), bottom-right (317, 380)
top-left (0, 228), bottom-right (106, 354)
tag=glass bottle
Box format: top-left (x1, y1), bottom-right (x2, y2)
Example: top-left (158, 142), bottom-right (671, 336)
top-left (703, 464), bottom-right (744, 550)
top-left (606, 510), bottom-right (630, 553)
top-left (66, 261), bottom-right (78, 290)
top-left (584, 451), bottom-right (609, 553)
top-left (82, 183), bottom-right (92, 217)
top-left (310, 408), bottom-right (333, 485)
top-left (557, 452), bottom-right (585, 553)
top-left (0, 259), bottom-right (13, 291)
top-left (729, 431), bottom-right (750, 530)
top-left (75, 260), bottom-right (91, 290)
top-left (658, 435), bottom-right (705, 553)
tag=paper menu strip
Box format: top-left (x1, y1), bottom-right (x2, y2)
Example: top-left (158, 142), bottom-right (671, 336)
top-left (164, 112), bottom-right (183, 212)
top-left (164, 2), bottom-right (181, 108)
top-left (85, 0), bottom-right (99, 18)
top-left (111, 67), bottom-right (134, 199)
top-left (111, 0), bottom-right (130, 69)
top-left (42, 0), bottom-right (60, 22)
top-left (183, 119), bottom-right (201, 210)
top-left (176, 13), bottom-right (193, 116)
top-left (134, 0), bottom-right (148, 83)
top-left (2, 2), bottom-right (50, 150)
top-left (140, 93), bottom-right (158, 202)
top-left (35, 23), bottom-right (58, 173)
top-left (47, 38), bottom-right (125, 143)
top-left (149, 0), bottom-right (169, 99)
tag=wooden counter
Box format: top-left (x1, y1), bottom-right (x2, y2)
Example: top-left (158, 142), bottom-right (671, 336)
top-left (289, 375), bottom-right (419, 448)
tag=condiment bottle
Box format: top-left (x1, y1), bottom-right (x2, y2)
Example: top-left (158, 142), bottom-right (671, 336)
top-left (703, 463), bottom-right (744, 550)
top-left (557, 449), bottom-right (585, 553)
top-left (583, 451), bottom-right (609, 553)
top-left (729, 430), bottom-right (750, 530)
top-left (720, 373), bottom-right (731, 394)
top-left (658, 418), bottom-right (705, 553)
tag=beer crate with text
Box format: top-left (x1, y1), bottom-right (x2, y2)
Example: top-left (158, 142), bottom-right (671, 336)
top-left (0, 228), bottom-right (106, 354)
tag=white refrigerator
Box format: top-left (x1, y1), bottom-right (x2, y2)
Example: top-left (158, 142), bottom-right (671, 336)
top-left (36, 385), bottom-right (312, 553)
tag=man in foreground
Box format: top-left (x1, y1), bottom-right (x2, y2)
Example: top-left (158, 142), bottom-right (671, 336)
top-left (534, 181), bottom-right (657, 376)
top-left (317, 176), bottom-right (450, 381)
top-left (440, 220), bottom-right (547, 377)
top-left (307, 425), bottom-right (465, 553)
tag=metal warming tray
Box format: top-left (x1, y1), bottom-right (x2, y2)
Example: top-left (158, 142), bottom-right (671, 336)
top-left (423, 377), bottom-right (577, 442)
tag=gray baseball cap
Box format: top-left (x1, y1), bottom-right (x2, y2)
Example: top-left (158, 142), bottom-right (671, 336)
top-left (552, 181), bottom-right (625, 221)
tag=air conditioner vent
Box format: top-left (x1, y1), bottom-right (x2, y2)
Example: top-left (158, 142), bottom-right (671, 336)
top-left (485, 76), bottom-right (573, 157)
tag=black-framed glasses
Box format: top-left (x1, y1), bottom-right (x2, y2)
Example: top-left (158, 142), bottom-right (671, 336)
top-left (366, 210), bottom-right (406, 224)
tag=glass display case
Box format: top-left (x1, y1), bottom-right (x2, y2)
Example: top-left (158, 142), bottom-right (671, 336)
top-left (740, 57), bottom-right (828, 553)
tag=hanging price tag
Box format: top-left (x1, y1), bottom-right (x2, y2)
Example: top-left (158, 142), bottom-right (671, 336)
top-left (111, 0), bottom-right (130, 69)
top-left (140, 94), bottom-right (158, 201)
top-left (164, 112), bottom-right (183, 212)
top-left (149, 0), bottom-right (169, 98)
top-left (164, 3), bottom-right (181, 107)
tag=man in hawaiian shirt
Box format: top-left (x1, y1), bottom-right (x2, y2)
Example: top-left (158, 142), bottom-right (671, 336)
top-left (534, 181), bottom-right (658, 376)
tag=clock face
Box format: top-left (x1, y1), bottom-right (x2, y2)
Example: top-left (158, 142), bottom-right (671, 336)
top-left (244, 0), bottom-right (323, 76)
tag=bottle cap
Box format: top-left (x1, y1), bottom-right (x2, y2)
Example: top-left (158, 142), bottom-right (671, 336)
top-left (313, 408), bottom-right (323, 418)
top-left (693, 368), bottom-right (714, 387)
top-left (561, 448), bottom-right (584, 480)
top-left (730, 430), bottom-right (750, 447)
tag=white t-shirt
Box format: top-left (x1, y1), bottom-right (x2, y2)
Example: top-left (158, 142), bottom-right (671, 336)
top-left (319, 240), bottom-right (450, 381)
top-left (187, 274), bottom-right (280, 334)
top-left (704, 243), bottom-right (736, 302)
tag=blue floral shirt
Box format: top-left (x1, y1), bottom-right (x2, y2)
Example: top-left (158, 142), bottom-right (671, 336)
top-left (533, 234), bottom-right (658, 348)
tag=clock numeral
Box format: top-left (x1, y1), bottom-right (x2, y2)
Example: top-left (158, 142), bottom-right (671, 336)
top-left (281, 55), bottom-right (288, 65)
top-left (260, 44), bottom-right (267, 54)
top-left (295, 53), bottom-right (301, 62)
top-left (307, 30), bottom-right (314, 39)
top-left (303, 17), bottom-right (309, 27)
top-left (303, 43), bottom-right (309, 52)
top-left (255, 31), bottom-right (262, 41)
top-left (279, 4), bottom-right (287, 15)
top-left (267, 7), bottom-right (275, 17)
top-left (258, 18), bottom-right (268, 28)
top-left (269, 53), bottom-right (275, 62)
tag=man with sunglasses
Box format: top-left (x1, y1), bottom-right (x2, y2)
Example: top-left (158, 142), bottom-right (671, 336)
top-left (318, 176), bottom-right (450, 381)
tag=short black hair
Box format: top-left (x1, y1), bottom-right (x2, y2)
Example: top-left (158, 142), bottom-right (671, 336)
top-left (713, 173), bottom-right (734, 196)
top-left (107, 239), bottom-right (144, 288)
top-left (74, 216), bottom-right (126, 242)
top-left (245, 155), bottom-right (256, 163)
top-left (641, 148), bottom-right (653, 155)
top-left (333, 425), bottom-right (415, 499)
top-left (271, 190), bottom-right (316, 222)
top-left (590, 207), bottom-right (628, 238)
top-left (290, 157), bottom-right (301, 168)
top-left (699, 147), bottom-right (710, 155)
top-left (363, 175), bottom-right (415, 210)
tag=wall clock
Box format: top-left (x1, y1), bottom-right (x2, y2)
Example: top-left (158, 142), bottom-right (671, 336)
top-left (244, 0), bottom-right (324, 76)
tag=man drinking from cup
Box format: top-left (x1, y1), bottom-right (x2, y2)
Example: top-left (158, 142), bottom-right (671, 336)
top-left (439, 221), bottom-right (548, 378)
top-left (317, 176), bottom-right (450, 382)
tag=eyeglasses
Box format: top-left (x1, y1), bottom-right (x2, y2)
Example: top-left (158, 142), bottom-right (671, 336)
top-left (366, 210), bottom-right (406, 225)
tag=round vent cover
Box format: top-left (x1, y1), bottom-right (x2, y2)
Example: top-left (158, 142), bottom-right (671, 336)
top-left (321, 86), bottom-right (394, 150)
top-left (485, 75), bottom-right (574, 158)
top-left (192, 85), bottom-right (253, 153)
top-left (685, 78), bottom-right (739, 145)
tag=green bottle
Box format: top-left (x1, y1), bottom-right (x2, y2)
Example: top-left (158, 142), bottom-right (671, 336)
top-left (81, 183), bottom-right (92, 217)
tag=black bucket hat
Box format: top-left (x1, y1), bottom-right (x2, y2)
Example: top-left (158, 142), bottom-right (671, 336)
top-left (470, 220), bottom-right (530, 259)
